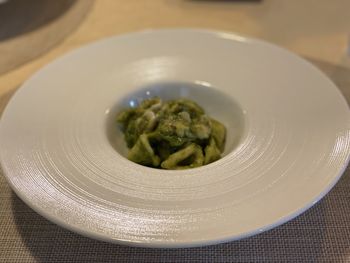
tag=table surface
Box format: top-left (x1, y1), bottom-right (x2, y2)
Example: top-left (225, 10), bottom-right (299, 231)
top-left (1, 1), bottom-right (350, 262)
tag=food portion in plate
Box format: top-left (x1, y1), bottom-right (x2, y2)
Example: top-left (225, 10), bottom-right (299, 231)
top-left (117, 97), bottom-right (226, 169)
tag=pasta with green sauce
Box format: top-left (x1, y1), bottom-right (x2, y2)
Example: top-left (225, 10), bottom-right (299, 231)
top-left (117, 97), bottom-right (226, 169)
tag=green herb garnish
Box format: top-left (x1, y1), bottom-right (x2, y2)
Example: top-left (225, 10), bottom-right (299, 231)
top-left (117, 97), bottom-right (226, 169)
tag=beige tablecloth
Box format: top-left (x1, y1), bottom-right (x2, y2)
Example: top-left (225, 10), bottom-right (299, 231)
top-left (1, 1), bottom-right (350, 262)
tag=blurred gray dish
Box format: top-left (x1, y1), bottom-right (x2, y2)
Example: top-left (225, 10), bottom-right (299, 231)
top-left (0, 0), bottom-right (93, 75)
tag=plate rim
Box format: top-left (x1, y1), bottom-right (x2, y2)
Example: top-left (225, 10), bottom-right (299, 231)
top-left (1, 28), bottom-right (350, 248)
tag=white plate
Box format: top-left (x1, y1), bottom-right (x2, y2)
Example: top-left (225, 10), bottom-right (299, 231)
top-left (1, 29), bottom-right (350, 248)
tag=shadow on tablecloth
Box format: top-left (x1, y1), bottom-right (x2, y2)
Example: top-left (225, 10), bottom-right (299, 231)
top-left (0, 88), bottom-right (16, 117)
top-left (7, 59), bottom-right (350, 262)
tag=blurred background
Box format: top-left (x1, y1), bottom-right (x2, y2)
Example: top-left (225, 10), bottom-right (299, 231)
top-left (1, 0), bottom-right (349, 115)
top-left (1, 0), bottom-right (350, 101)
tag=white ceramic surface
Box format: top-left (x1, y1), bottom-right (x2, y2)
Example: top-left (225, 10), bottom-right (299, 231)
top-left (1, 29), bottom-right (349, 248)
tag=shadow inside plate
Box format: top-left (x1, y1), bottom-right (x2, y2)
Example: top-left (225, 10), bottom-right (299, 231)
top-left (0, 0), bottom-right (76, 41)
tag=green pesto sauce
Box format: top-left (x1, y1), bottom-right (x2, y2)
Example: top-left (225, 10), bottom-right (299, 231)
top-left (117, 97), bottom-right (226, 169)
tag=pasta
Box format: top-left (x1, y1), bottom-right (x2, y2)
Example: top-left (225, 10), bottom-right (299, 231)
top-left (117, 97), bottom-right (226, 169)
